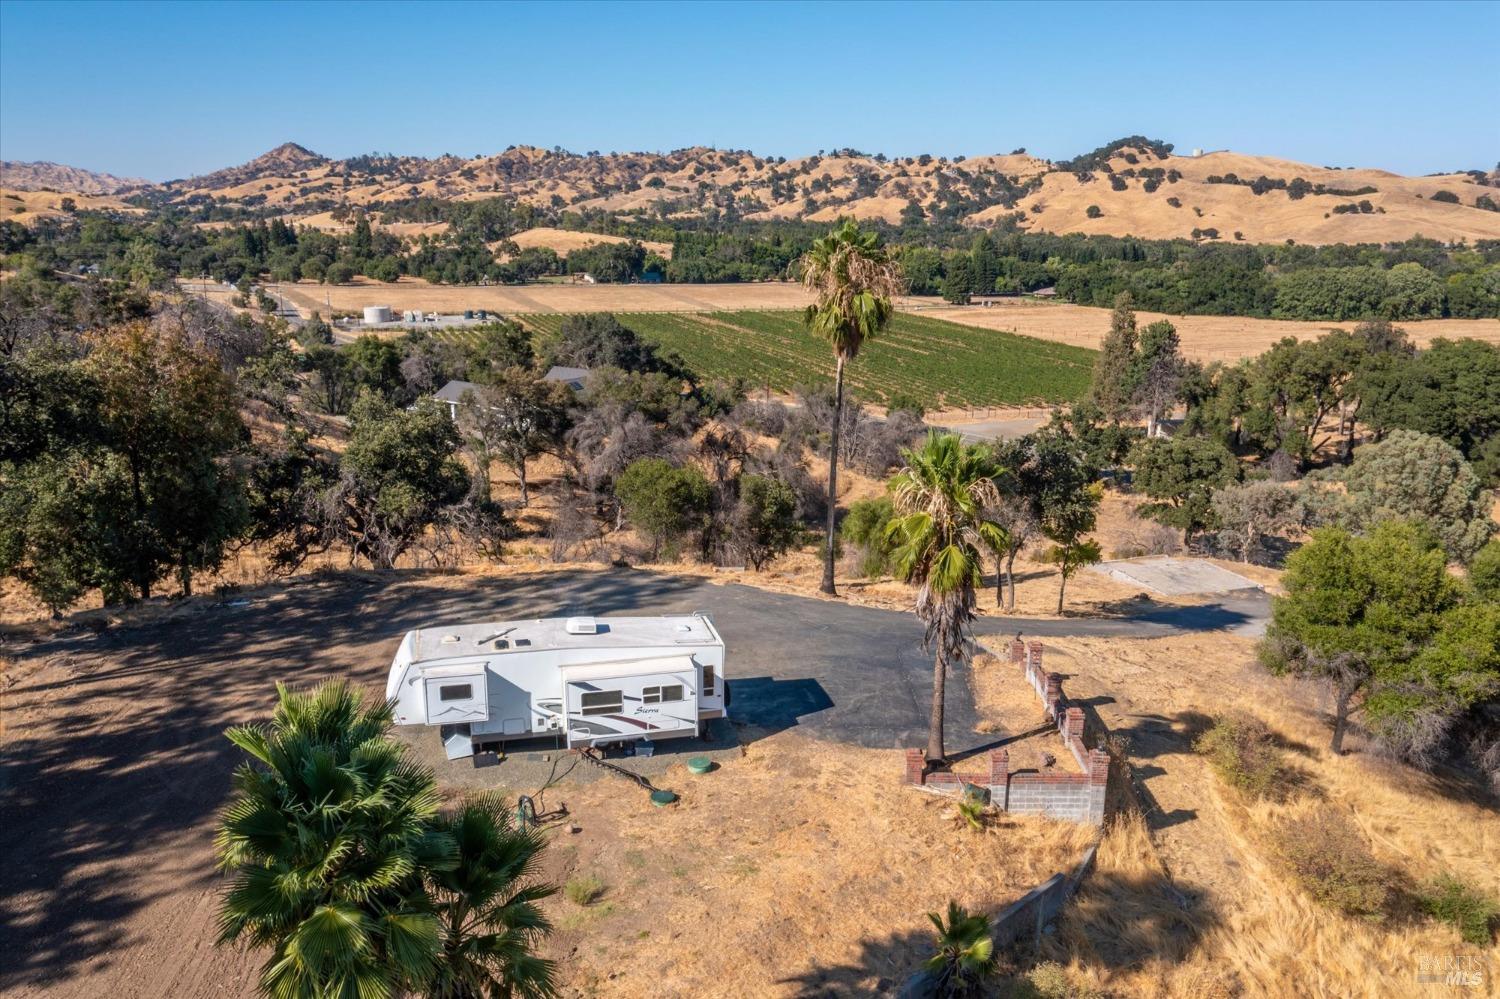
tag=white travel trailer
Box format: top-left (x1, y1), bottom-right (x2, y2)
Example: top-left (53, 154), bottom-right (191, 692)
top-left (385, 614), bottom-right (726, 758)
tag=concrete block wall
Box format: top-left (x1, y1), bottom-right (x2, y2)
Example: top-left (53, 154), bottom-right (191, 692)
top-left (907, 640), bottom-right (1110, 825)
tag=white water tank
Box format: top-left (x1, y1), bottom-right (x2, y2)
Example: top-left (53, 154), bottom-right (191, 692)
top-left (363, 305), bottom-right (393, 324)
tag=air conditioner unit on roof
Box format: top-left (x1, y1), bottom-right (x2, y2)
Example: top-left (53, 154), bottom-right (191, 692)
top-left (565, 616), bottom-right (598, 635)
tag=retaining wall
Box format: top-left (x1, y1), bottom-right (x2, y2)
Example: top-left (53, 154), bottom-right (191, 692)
top-left (898, 843), bottom-right (1099, 999)
top-left (904, 640), bottom-right (1109, 825)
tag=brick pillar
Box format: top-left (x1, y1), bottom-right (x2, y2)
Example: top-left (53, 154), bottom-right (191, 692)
top-left (904, 748), bottom-right (927, 785)
top-left (1064, 707), bottom-right (1085, 744)
top-left (1045, 673), bottom-right (1063, 717)
top-left (1009, 638), bottom-right (1026, 664)
top-left (1086, 749), bottom-right (1110, 824)
top-left (1027, 640), bottom-right (1044, 673)
top-left (988, 747), bottom-right (1009, 786)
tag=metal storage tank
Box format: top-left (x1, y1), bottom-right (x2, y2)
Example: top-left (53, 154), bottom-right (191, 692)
top-left (363, 305), bottom-right (394, 324)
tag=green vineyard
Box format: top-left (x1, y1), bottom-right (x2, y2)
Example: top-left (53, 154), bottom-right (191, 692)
top-left (443, 310), bottom-right (1096, 408)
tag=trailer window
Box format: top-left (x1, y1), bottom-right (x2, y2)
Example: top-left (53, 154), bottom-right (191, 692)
top-left (642, 686), bottom-right (661, 704)
top-left (702, 665), bottom-right (715, 696)
top-left (438, 683), bottom-right (473, 702)
top-left (579, 690), bottom-right (623, 715)
top-left (659, 684), bottom-right (684, 702)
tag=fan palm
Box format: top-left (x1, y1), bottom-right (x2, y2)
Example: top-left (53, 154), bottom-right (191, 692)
top-left (216, 681), bottom-right (454, 999)
top-left (426, 796), bottom-right (560, 999)
top-left (922, 901), bottom-right (996, 996)
top-left (799, 219), bottom-right (904, 595)
top-left (887, 433), bottom-right (1005, 765)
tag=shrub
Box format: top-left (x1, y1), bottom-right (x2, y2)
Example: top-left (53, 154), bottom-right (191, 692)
top-left (885, 391), bottom-right (926, 419)
top-left (564, 874), bottom-right (605, 906)
top-left (840, 496), bottom-right (895, 578)
top-left (1471, 538), bottom-right (1500, 600)
top-left (1418, 875), bottom-right (1499, 945)
top-left (1195, 712), bottom-right (1286, 798)
top-left (1430, 190), bottom-right (1460, 204)
top-left (614, 458), bottom-right (711, 559)
top-left (1272, 811), bottom-right (1391, 918)
top-left (1085, 205), bottom-right (1103, 219)
top-left (1023, 962), bottom-right (1106, 999)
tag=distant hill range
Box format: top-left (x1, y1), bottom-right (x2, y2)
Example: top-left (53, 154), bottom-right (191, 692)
top-left (0, 159), bottom-right (149, 195)
top-left (7, 139), bottom-right (1500, 245)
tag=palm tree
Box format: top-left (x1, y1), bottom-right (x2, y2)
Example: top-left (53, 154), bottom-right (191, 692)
top-left (216, 681), bottom-right (453, 998)
top-left (427, 796), bottom-right (560, 999)
top-left (799, 219), bottom-right (904, 595)
top-left (922, 901), bottom-right (996, 996)
top-left (887, 433), bottom-right (1005, 764)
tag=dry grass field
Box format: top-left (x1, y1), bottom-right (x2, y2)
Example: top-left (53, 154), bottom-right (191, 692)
top-left (922, 297), bottom-right (1500, 362)
top-left (978, 632), bottom-right (1500, 998)
top-left (262, 279), bottom-right (1500, 364)
top-left (497, 735), bottom-right (1096, 997)
top-left (1, 186), bottom-right (142, 224)
top-left (274, 276), bottom-right (815, 316)
top-left (506, 226), bottom-right (673, 259)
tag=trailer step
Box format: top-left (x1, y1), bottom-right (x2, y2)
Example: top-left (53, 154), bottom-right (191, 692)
top-left (441, 725), bottom-right (475, 760)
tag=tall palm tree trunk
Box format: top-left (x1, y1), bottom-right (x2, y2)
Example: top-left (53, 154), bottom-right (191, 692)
top-left (821, 356), bottom-right (845, 595)
top-left (928, 650), bottom-right (946, 764)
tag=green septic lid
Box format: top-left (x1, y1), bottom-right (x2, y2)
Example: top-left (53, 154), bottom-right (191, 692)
top-left (687, 756), bottom-right (712, 774)
top-left (650, 789), bottom-right (678, 807)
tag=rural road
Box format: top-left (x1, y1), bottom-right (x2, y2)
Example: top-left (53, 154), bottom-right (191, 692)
top-left (0, 568), bottom-right (1267, 997)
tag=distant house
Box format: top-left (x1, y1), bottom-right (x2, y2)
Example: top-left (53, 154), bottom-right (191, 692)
top-left (1150, 418), bottom-right (1185, 440)
top-left (1027, 286), bottom-right (1058, 298)
top-left (542, 365), bottom-right (590, 391)
top-left (433, 367), bottom-right (589, 420)
top-left (433, 379), bottom-right (478, 420)
top-left (968, 291), bottom-right (1014, 307)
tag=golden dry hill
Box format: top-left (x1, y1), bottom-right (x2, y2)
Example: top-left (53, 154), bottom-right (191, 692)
top-left (10, 139), bottom-right (1500, 245)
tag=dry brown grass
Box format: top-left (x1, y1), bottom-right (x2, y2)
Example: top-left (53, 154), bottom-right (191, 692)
top-left (272, 276), bottom-right (815, 317)
top-left (505, 226), bottom-right (673, 259)
top-left (1, 186), bottom-right (142, 224)
top-left (155, 143), bottom-right (1500, 244)
top-left (1000, 633), bottom-right (1500, 998)
top-left (512, 731), bottom-right (1098, 997)
top-left (917, 297), bottom-right (1500, 362)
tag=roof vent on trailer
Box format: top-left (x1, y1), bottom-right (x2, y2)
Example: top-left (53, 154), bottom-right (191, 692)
top-left (565, 616), bottom-right (598, 635)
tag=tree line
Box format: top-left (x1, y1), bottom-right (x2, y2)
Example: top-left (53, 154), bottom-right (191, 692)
top-left (1071, 292), bottom-right (1499, 785)
top-left (7, 201), bottom-right (1498, 320)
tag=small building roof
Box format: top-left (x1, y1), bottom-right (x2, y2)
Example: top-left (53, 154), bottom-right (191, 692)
top-left (1029, 286), bottom-right (1058, 297)
top-left (542, 365), bottom-right (590, 390)
top-left (433, 379), bottom-right (479, 404)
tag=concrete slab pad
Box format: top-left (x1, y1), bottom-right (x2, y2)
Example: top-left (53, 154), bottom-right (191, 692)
top-left (1088, 557), bottom-right (1261, 597)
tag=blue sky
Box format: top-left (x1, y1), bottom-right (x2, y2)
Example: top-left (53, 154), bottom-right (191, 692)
top-left (1, 0), bottom-right (1495, 181)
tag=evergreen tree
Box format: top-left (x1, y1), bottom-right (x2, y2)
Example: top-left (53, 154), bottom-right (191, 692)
top-left (1089, 292), bottom-right (1140, 421)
